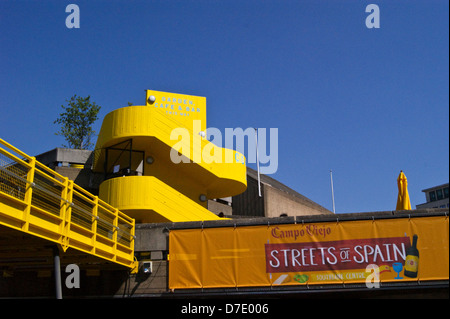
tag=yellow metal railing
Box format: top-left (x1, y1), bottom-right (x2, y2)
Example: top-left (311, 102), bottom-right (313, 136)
top-left (0, 138), bottom-right (137, 270)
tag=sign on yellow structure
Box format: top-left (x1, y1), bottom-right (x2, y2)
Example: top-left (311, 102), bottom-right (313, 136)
top-left (169, 216), bottom-right (449, 289)
top-left (146, 90), bottom-right (207, 133)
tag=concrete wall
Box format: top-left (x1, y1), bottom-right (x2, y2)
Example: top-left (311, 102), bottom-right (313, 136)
top-left (116, 261), bottom-right (168, 297)
top-left (232, 170), bottom-right (332, 218)
top-left (207, 199), bottom-right (232, 216)
top-left (264, 184), bottom-right (333, 217)
top-left (36, 148), bottom-right (93, 168)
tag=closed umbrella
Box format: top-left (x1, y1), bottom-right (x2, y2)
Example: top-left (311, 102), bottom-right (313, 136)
top-left (396, 170), bottom-right (411, 210)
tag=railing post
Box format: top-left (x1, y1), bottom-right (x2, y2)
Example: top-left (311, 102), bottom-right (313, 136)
top-left (66, 181), bottom-right (74, 248)
top-left (22, 157), bottom-right (36, 232)
top-left (60, 177), bottom-right (71, 251)
top-left (130, 218), bottom-right (136, 247)
top-left (130, 217), bottom-right (137, 271)
top-left (92, 196), bottom-right (99, 249)
top-left (112, 208), bottom-right (119, 260)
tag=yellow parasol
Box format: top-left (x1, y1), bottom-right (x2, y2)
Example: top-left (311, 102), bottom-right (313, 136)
top-left (396, 170), bottom-right (411, 210)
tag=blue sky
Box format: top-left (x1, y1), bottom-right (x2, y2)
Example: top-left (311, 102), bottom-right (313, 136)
top-left (1, 0), bottom-right (448, 213)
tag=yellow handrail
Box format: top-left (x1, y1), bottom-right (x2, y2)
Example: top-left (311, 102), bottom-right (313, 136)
top-left (0, 138), bottom-right (137, 270)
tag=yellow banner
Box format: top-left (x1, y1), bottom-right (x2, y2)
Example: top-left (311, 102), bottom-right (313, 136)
top-left (169, 216), bottom-right (449, 289)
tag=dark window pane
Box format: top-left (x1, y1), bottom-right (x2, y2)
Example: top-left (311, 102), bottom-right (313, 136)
top-left (429, 191), bottom-right (436, 202)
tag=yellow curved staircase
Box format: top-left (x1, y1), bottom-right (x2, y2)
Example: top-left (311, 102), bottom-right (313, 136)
top-left (93, 90), bottom-right (247, 223)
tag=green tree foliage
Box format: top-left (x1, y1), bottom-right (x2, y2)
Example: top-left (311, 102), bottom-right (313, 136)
top-left (54, 95), bottom-right (101, 150)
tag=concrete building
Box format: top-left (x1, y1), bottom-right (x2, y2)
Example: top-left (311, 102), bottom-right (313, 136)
top-left (224, 167), bottom-right (332, 217)
top-left (1, 147), bottom-right (448, 299)
top-left (35, 149), bottom-right (333, 218)
top-left (416, 183), bottom-right (449, 209)
top-left (35, 147), bottom-right (96, 192)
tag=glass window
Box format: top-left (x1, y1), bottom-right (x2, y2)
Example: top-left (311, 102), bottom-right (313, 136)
top-left (436, 189), bottom-right (443, 200)
top-left (429, 191), bottom-right (436, 202)
top-left (444, 187), bottom-right (449, 199)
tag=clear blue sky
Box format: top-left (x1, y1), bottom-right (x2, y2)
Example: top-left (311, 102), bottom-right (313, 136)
top-left (1, 0), bottom-right (448, 213)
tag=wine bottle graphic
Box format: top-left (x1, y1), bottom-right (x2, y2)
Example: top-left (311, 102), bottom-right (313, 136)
top-left (404, 234), bottom-right (419, 278)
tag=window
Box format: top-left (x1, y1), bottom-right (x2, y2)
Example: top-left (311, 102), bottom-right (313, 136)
top-left (444, 187), bottom-right (449, 199)
top-left (436, 189), bottom-right (443, 200)
top-left (429, 191), bottom-right (436, 202)
top-left (98, 139), bottom-right (145, 180)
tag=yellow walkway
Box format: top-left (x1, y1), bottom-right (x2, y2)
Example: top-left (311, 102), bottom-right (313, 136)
top-left (0, 138), bottom-right (137, 270)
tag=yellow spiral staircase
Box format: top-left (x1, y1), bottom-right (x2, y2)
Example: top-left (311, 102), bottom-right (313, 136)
top-left (92, 90), bottom-right (247, 223)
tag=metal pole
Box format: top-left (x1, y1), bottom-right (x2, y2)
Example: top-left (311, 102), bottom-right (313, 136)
top-left (330, 170), bottom-right (336, 214)
top-left (53, 246), bottom-right (62, 299)
top-left (254, 128), bottom-right (262, 197)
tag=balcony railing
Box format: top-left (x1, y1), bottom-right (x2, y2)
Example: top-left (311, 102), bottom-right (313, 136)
top-left (0, 138), bottom-right (137, 269)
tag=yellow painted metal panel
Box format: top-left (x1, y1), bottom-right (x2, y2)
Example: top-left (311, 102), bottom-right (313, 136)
top-left (100, 176), bottom-right (222, 223)
top-left (146, 89), bottom-right (207, 133)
